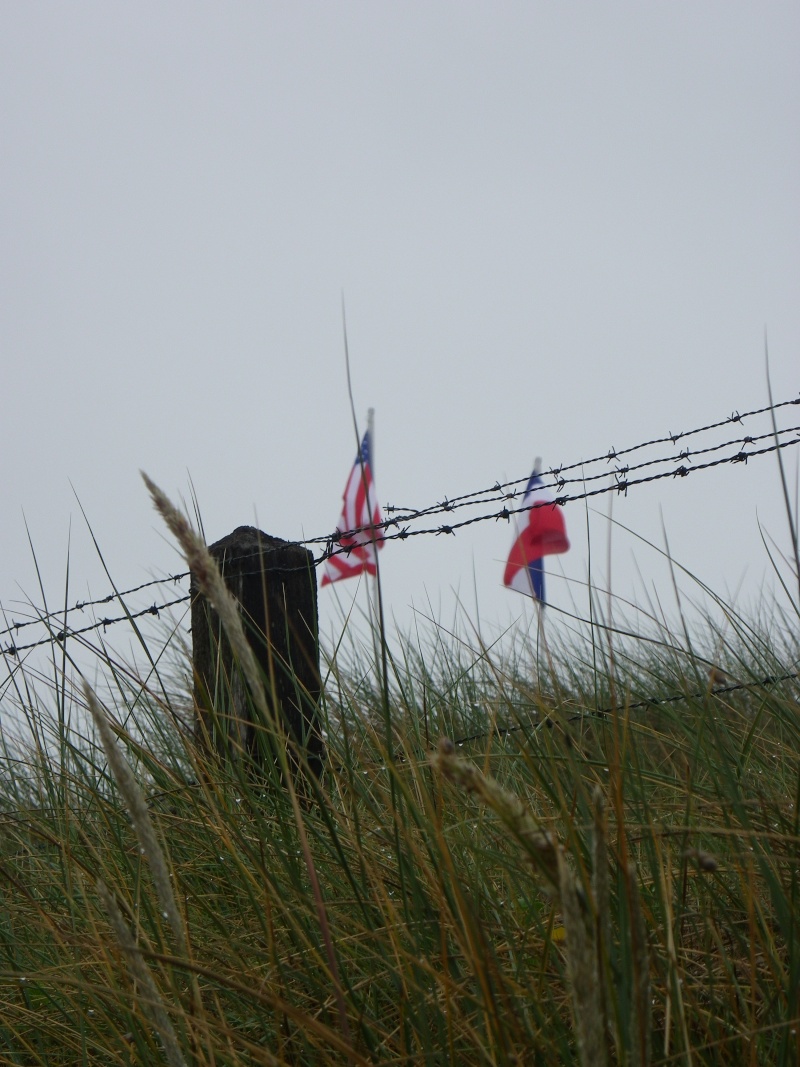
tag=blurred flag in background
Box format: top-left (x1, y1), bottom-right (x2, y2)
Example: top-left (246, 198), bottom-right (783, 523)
top-left (321, 430), bottom-right (384, 586)
top-left (503, 470), bottom-right (569, 603)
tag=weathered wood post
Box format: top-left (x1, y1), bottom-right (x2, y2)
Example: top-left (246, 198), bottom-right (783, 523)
top-left (191, 526), bottom-right (324, 782)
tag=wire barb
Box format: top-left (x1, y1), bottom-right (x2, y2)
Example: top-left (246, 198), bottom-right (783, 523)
top-left (2, 393), bottom-right (798, 650)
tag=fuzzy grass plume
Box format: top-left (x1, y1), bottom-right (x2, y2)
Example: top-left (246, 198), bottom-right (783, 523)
top-left (85, 681), bottom-right (186, 956)
top-left (141, 471), bottom-right (267, 722)
top-left (95, 879), bottom-right (188, 1067)
top-left (434, 735), bottom-right (619, 1067)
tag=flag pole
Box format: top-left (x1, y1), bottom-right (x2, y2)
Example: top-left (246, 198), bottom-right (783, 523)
top-left (532, 456), bottom-right (544, 627)
top-left (367, 408), bottom-right (380, 635)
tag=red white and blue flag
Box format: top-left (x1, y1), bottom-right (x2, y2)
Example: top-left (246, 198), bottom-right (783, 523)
top-left (503, 470), bottom-right (569, 602)
top-left (321, 430), bottom-right (385, 586)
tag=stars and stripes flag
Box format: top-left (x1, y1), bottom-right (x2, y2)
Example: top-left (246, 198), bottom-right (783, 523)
top-left (503, 469), bottom-right (569, 603)
top-left (321, 429), bottom-right (385, 586)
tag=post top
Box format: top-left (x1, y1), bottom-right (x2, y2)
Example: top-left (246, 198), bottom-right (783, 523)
top-left (209, 525), bottom-right (286, 552)
top-left (207, 526), bottom-right (312, 570)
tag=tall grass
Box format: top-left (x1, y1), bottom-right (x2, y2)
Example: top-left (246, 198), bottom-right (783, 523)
top-left (0, 487), bottom-right (798, 1065)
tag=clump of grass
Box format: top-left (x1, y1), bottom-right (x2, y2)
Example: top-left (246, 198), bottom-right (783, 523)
top-left (0, 488), bottom-right (798, 1064)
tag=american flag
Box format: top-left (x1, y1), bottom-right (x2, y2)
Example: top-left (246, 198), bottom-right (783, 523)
top-left (321, 430), bottom-right (384, 586)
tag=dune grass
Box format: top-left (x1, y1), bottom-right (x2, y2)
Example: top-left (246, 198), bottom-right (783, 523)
top-left (0, 487), bottom-right (798, 1065)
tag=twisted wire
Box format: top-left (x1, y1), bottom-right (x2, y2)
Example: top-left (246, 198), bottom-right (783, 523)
top-left (2, 394), bottom-right (798, 656)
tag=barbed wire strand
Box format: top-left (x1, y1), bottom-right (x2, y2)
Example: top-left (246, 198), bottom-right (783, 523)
top-left (339, 422), bottom-right (800, 536)
top-left (0, 573), bottom-right (189, 640)
top-left (372, 393), bottom-right (800, 522)
top-left (4, 430), bottom-right (797, 660)
top-left (2, 395), bottom-right (798, 648)
top-left (2, 596), bottom-right (191, 657)
top-left (450, 670), bottom-right (799, 748)
top-left (321, 432), bottom-right (800, 556)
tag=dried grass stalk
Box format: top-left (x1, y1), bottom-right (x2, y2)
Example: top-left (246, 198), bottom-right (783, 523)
top-left (433, 737), bottom-right (559, 887)
top-left (591, 786), bottom-right (614, 1058)
top-left (626, 862), bottom-right (652, 1067)
top-left (558, 849), bottom-right (608, 1067)
top-left (85, 682), bottom-right (186, 956)
top-left (435, 739), bottom-right (613, 1066)
top-left (96, 879), bottom-right (188, 1067)
top-left (141, 471), bottom-right (273, 731)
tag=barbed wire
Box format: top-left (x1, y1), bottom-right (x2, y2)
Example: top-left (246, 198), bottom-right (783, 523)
top-left (2, 393), bottom-right (798, 657)
top-left (370, 393), bottom-right (800, 525)
top-left (320, 431), bottom-right (800, 557)
top-left (2, 596), bottom-right (191, 658)
top-left (450, 670), bottom-right (799, 748)
top-left (4, 431), bottom-right (796, 660)
top-left (393, 422), bottom-right (800, 516)
top-left (0, 573), bottom-right (189, 641)
top-left (315, 422), bottom-right (800, 543)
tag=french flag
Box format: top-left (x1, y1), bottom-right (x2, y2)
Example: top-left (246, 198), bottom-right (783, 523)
top-left (503, 470), bottom-right (569, 602)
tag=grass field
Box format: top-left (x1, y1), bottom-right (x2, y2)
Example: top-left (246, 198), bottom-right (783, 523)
top-left (0, 480), bottom-right (798, 1065)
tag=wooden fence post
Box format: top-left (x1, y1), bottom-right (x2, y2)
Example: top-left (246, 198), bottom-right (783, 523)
top-left (190, 526), bottom-right (324, 782)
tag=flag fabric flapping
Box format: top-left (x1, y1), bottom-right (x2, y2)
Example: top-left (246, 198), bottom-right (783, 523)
top-left (503, 470), bottom-right (569, 602)
top-left (321, 430), bottom-right (384, 586)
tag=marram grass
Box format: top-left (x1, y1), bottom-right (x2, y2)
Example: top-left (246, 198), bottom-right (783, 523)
top-left (1, 495), bottom-right (798, 1064)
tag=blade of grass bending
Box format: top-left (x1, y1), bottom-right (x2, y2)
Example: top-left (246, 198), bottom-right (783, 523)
top-left (764, 341), bottom-right (800, 611)
top-left (340, 305), bottom-right (407, 926)
top-left (71, 485), bottom-right (177, 715)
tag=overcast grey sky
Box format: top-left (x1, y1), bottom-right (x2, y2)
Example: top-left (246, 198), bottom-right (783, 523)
top-left (2, 3), bottom-right (799, 663)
